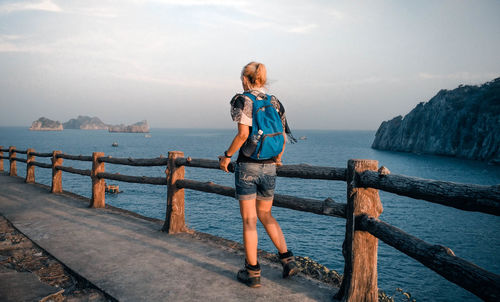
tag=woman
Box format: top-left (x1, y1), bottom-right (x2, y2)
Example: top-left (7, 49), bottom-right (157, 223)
top-left (219, 62), bottom-right (298, 288)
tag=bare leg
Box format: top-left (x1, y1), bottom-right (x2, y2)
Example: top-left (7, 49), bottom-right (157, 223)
top-left (239, 199), bottom-right (258, 266)
top-left (257, 199), bottom-right (287, 254)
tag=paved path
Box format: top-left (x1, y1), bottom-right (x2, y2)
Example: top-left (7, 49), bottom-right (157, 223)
top-left (0, 173), bottom-right (338, 301)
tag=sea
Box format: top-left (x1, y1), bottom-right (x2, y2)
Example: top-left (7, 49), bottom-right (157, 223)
top-left (1, 127), bottom-right (499, 302)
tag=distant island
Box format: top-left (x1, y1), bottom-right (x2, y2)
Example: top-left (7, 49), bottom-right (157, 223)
top-left (29, 117), bottom-right (63, 131)
top-left (108, 120), bottom-right (150, 133)
top-left (63, 115), bottom-right (109, 130)
top-left (372, 78), bottom-right (500, 164)
top-left (29, 116), bottom-right (150, 133)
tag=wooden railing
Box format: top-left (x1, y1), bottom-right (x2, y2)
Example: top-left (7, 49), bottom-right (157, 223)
top-left (1, 145), bottom-right (499, 301)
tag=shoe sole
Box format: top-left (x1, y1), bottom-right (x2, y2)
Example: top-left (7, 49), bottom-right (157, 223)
top-left (283, 266), bottom-right (300, 278)
top-left (237, 275), bottom-right (261, 288)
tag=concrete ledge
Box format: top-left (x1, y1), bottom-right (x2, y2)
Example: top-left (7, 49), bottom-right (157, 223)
top-left (0, 173), bottom-right (339, 301)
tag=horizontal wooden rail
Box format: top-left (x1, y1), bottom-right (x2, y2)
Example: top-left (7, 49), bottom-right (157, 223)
top-left (30, 152), bottom-right (53, 157)
top-left (0, 148), bottom-right (9, 152)
top-left (14, 158), bottom-right (28, 163)
top-left (55, 166), bottom-right (92, 176)
top-left (176, 179), bottom-right (347, 218)
top-left (98, 156), bottom-right (169, 166)
top-left (1, 155), bottom-right (10, 160)
top-left (355, 214), bottom-right (500, 301)
top-left (176, 157), bottom-right (347, 181)
top-left (359, 170), bottom-right (500, 216)
top-left (97, 172), bottom-right (166, 185)
top-left (31, 161), bottom-right (52, 169)
top-left (15, 149), bottom-right (28, 154)
top-left (57, 154), bottom-right (93, 161)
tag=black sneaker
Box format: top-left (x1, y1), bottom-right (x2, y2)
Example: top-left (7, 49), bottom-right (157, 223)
top-left (237, 262), bottom-right (261, 288)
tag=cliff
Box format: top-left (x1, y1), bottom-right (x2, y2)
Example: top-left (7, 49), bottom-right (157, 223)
top-left (63, 115), bottom-right (109, 130)
top-left (29, 117), bottom-right (63, 131)
top-left (372, 78), bottom-right (500, 164)
top-left (108, 120), bottom-right (149, 133)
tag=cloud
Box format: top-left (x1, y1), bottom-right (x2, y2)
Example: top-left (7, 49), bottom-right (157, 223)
top-left (418, 72), bottom-right (499, 81)
top-left (0, 0), bottom-right (61, 14)
top-left (287, 24), bottom-right (318, 34)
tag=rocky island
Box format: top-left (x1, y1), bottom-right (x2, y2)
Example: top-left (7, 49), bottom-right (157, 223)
top-left (372, 78), bottom-right (500, 164)
top-left (29, 117), bottom-right (63, 131)
top-left (108, 120), bottom-right (149, 133)
top-left (63, 115), bottom-right (109, 130)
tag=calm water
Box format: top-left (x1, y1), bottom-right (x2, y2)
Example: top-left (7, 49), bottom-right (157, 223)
top-left (1, 127), bottom-right (499, 301)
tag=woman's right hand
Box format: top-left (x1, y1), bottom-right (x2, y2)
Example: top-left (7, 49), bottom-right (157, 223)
top-left (219, 156), bottom-right (231, 172)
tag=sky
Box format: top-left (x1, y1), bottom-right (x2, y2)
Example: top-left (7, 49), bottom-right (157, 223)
top-left (0, 0), bottom-right (499, 130)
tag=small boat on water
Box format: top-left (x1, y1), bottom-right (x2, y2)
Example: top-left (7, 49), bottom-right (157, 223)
top-left (112, 142), bottom-right (118, 147)
top-left (105, 184), bottom-right (121, 194)
top-left (145, 134), bottom-right (152, 138)
top-left (299, 136), bottom-right (307, 140)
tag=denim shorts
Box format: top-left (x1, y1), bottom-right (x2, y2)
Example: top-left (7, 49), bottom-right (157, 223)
top-left (235, 162), bottom-right (277, 201)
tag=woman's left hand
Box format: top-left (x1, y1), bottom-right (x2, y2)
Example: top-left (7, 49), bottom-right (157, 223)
top-left (219, 156), bottom-right (231, 172)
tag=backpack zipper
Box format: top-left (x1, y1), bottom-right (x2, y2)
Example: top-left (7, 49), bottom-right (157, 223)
top-left (256, 132), bottom-right (283, 159)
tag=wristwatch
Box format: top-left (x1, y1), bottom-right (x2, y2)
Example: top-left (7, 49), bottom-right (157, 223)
top-left (224, 151), bottom-right (232, 158)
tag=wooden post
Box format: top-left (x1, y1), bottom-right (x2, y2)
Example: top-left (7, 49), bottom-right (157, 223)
top-left (0, 146), bottom-right (3, 172)
top-left (26, 148), bottom-right (35, 183)
top-left (9, 146), bottom-right (17, 176)
top-left (162, 151), bottom-right (186, 233)
top-left (51, 151), bottom-right (63, 193)
top-left (90, 152), bottom-right (105, 208)
top-left (337, 159), bottom-right (383, 302)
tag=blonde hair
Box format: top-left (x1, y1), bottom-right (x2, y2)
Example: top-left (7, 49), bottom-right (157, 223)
top-left (241, 62), bottom-right (267, 88)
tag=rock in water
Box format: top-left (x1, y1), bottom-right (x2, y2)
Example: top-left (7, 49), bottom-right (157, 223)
top-left (29, 117), bottom-right (63, 131)
top-left (63, 115), bottom-right (109, 130)
top-left (372, 78), bottom-right (500, 164)
top-left (108, 120), bottom-right (150, 133)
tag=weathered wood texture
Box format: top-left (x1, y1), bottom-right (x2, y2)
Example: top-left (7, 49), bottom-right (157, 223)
top-left (14, 149), bottom-right (28, 154)
top-left (162, 151), bottom-right (186, 233)
top-left (175, 157), bottom-right (347, 180)
top-left (97, 172), bottom-right (166, 185)
top-left (176, 179), bottom-right (347, 218)
top-left (175, 157), bottom-right (235, 172)
top-left (359, 170), bottom-right (500, 216)
top-left (356, 214), bottom-right (500, 301)
top-left (31, 161), bottom-right (52, 169)
top-left (57, 154), bottom-right (93, 161)
top-left (30, 151), bottom-right (53, 157)
top-left (51, 151), bottom-right (63, 193)
top-left (56, 166), bottom-right (92, 176)
top-left (91, 152), bottom-right (105, 208)
top-left (0, 147), bottom-right (9, 152)
top-left (9, 146), bottom-right (17, 176)
top-left (0, 156), bottom-right (8, 160)
top-left (0, 146), bottom-right (3, 171)
top-left (338, 159), bottom-right (382, 302)
top-left (26, 148), bottom-right (35, 183)
top-left (14, 158), bottom-right (28, 163)
top-left (98, 156), bottom-right (168, 166)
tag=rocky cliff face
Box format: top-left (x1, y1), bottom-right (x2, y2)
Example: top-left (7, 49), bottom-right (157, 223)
top-left (29, 117), bottom-right (63, 131)
top-left (108, 120), bottom-right (149, 133)
top-left (63, 116), bottom-right (109, 130)
top-left (372, 78), bottom-right (500, 164)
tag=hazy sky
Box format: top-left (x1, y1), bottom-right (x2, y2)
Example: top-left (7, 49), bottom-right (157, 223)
top-left (1, 0), bottom-right (499, 129)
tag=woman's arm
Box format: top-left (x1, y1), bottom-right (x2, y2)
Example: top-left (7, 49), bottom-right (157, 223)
top-left (219, 123), bottom-right (249, 172)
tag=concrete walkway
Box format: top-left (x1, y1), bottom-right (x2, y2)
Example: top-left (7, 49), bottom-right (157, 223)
top-left (0, 173), bottom-right (338, 301)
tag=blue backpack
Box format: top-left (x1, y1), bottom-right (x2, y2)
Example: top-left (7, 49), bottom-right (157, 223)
top-left (242, 92), bottom-right (284, 160)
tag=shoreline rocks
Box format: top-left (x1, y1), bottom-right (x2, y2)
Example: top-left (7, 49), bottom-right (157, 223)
top-left (372, 78), bottom-right (500, 164)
